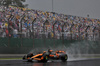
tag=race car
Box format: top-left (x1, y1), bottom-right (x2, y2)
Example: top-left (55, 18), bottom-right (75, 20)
top-left (23, 51), bottom-right (49, 62)
top-left (48, 49), bottom-right (68, 62)
top-left (23, 49), bottom-right (68, 62)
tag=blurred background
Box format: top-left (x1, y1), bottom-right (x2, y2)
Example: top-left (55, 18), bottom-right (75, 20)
top-left (0, 0), bottom-right (100, 54)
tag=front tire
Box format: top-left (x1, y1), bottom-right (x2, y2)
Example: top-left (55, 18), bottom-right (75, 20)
top-left (42, 55), bottom-right (49, 62)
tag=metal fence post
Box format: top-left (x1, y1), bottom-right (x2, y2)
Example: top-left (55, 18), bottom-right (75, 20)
top-left (78, 25), bottom-right (81, 40)
top-left (85, 26), bottom-right (90, 40)
top-left (93, 27), bottom-right (96, 41)
top-left (32, 18), bottom-right (36, 48)
top-left (8, 14), bottom-right (13, 47)
top-left (70, 23), bottom-right (74, 40)
top-left (20, 14), bottom-right (25, 47)
top-left (43, 21), bottom-right (46, 48)
top-left (52, 21), bottom-right (57, 48)
top-left (62, 22), bottom-right (65, 46)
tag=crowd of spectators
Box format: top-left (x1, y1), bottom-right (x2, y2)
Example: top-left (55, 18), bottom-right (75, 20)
top-left (0, 6), bottom-right (100, 40)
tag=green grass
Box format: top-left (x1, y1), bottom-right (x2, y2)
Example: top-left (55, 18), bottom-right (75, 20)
top-left (0, 58), bottom-right (22, 60)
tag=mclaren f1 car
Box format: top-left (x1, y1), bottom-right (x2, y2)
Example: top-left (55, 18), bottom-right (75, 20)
top-left (23, 49), bottom-right (68, 62)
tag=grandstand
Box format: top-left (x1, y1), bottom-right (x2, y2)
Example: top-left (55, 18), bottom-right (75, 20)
top-left (0, 6), bottom-right (100, 54)
top-left (0, 6), bottom-right (100, 40)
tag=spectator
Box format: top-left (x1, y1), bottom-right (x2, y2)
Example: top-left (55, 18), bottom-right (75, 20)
top-left (0, 6), bottom-right (99, 40)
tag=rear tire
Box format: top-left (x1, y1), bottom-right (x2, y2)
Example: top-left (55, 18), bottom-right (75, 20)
top-left (27, 53), bottom-right (33, 62)
top-left (61, 55), bottom-right (68, 62)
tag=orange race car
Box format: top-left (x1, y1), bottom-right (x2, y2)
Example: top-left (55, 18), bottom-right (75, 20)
top-left (23, 49), bottom-right (68, 62)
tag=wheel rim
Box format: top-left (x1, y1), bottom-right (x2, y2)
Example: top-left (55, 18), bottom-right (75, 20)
top-left (65, 56), bottom-right (67, 60)
top-left (45, 56), bottom-right (48, 60)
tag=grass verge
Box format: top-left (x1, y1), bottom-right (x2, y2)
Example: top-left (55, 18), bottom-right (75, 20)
top-left (0, 58), bottom-right (22, 60)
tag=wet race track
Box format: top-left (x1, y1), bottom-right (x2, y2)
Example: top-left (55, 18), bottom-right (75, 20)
top-left (0, 59), bottom-right (100, 66)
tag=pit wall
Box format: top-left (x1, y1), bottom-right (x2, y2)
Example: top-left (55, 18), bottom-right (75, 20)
top-left (0, 38), bottom-right (100, 54)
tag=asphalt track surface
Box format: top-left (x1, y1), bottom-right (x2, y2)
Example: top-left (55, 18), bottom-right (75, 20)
top-left (0, 58), bottom-right (100, 66)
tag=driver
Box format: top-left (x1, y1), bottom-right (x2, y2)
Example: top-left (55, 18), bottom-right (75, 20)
top-left (48, 49), bottom-right (53, 54)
